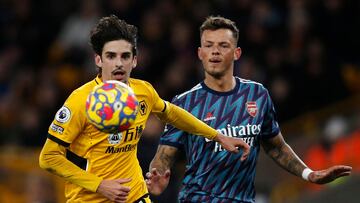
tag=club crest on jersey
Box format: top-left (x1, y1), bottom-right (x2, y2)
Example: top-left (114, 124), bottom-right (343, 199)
top-left (246, 101), bottom-right (258, 117)
top-left (55, 106), bottom-right (71, 123)
top-left (108, 132), bottom-right (122, 145)
top-left (139, 100), bottom-right (147, 116)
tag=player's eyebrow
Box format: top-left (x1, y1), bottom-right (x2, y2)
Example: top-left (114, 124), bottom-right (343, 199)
top-left (204, 40), bottom-right (214, 44)
top-left (104, 51), bottom-right (117, 56)
top-left (204, 40), bottom-right (231, 44)
top-left (104, 50), bottom-right (132, 54)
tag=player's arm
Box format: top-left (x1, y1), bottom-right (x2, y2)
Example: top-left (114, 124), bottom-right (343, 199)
top-left (39, 138), bottom-right (103, 192)
top-left (156, 102), bottom-right (249, 159)
top-left (145, 145), bottom-right (178, 195)
top-left (41, 90), bottom-right (132, 201)
top-left (39, 139), bottom-right (131, 201)
top-left (261, 132), bottom-right (352, 184)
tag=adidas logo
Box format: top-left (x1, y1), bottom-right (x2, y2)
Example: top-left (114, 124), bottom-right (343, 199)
top-left (204, 112), bottom-right (216, 121)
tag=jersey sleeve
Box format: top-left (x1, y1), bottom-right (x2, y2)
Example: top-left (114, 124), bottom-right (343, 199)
top-left (39, 139), bottom-right (102, 192)
top-left (48, 89), bottom-right (87, 145)
top-left (159, 97), bottom-right (186, 148)
top-left (159, 123), bottom-right (187, 148)
top-left (260, 88), bottom-right (280, 139)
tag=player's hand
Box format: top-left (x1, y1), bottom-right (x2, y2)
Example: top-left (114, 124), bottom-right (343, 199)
top-left (145, 168), bottom-right (170, 195)
top-left (97, 178), bottom-right (131, 203)
top-left (308, 165), bottom-right (352, 184)
top-left (214, 133), bottom-right (250, 161)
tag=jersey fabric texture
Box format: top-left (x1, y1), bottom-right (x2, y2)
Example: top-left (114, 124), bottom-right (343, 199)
top-left (160, 77), bottom-right (280, 203)
top-left (48, 76), bottom-right (164, 202)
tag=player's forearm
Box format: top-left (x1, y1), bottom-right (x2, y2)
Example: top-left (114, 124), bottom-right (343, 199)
top-left (159, 103), bottom-right (218, 140)
top-left (39, 139), bottom-right (103, 192)
top-left (264, 141), bottom-right (307, 177)
top-left (150, 145), bottom-right (176, 174)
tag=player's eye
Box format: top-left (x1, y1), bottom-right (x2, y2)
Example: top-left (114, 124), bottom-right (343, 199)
top-left (122, 53), bottom-right (131, 60)
top-left (220, 43), bottom-right (230, 48)
top-left (106, 53), bottom-right (116, 59)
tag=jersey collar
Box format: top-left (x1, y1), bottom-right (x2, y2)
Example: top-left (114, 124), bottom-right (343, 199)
top-left (201, 77), bottom-right (240, 96)
top-left (94, 76), bottom-right (102, 84)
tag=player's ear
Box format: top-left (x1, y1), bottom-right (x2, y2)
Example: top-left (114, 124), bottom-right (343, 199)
top-left (234, 47), bottom-right (242, 60)
top-left (132, 55), bottom-right (137, 68)
top-left (198, 47), bottom-right (203, 60)
top-left (95, 54), bottom-right (102, 67)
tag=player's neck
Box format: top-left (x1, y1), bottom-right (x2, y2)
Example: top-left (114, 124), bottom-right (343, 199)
top-left (204, 75), bottom-right (236, 92)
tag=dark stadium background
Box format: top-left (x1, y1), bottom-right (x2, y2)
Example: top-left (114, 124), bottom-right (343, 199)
top-left (0, 0), bottom-right (359, 202)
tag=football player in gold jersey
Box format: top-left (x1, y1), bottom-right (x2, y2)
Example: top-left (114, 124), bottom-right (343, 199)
top-left (39, 15), bottom-right (250, 203)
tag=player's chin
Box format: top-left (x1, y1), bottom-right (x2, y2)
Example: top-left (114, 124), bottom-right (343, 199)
top-left (206, 70), bottom-right (224, 78)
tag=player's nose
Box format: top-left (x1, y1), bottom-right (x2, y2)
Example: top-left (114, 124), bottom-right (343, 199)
top-left (211, 46), bottom-right (220, 55)
top-left (115, 57), bottom-right (124, 67)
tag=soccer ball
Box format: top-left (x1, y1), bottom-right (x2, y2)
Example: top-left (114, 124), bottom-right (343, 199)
top-left (86, 80), bottom-right (139, 133)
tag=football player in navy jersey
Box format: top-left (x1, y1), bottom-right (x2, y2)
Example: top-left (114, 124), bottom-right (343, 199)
top-left (146, 16), bottom-right (352, 202)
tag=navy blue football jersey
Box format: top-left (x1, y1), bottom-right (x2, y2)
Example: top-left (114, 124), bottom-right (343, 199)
top-left (160, 77), bottom-right (280, 203)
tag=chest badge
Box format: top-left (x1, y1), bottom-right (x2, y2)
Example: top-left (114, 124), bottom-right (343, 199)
top-left (246, 101), bottom-right (258, 117)
top-left (139, 100), bottom-right (148, 116)
top-left (108, 132), bottom-right (122, 145)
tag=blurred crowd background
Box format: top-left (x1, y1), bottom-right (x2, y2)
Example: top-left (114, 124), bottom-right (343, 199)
top-left (0, 0), bottom-right (359, 202)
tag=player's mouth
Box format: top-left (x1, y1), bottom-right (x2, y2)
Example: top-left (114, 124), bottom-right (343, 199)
top-left (209, 58), bottom-right (222, 64)
top-left (112, 69), bottom-right (126, 81)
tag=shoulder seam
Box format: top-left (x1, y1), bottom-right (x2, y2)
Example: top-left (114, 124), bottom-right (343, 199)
top-left (238, 77), bottom-right (263, 87)
top-left (176, 84), bottom-right (202, 99)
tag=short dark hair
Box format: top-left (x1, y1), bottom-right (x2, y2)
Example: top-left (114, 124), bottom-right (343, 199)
top-left (90, 15), bottom-right (138, 56)
top-left (200, 16), bottom-right (239, 44)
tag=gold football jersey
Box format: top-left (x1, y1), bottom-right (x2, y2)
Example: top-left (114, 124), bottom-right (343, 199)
top-left (48, 76), bottom-right (163, 202)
